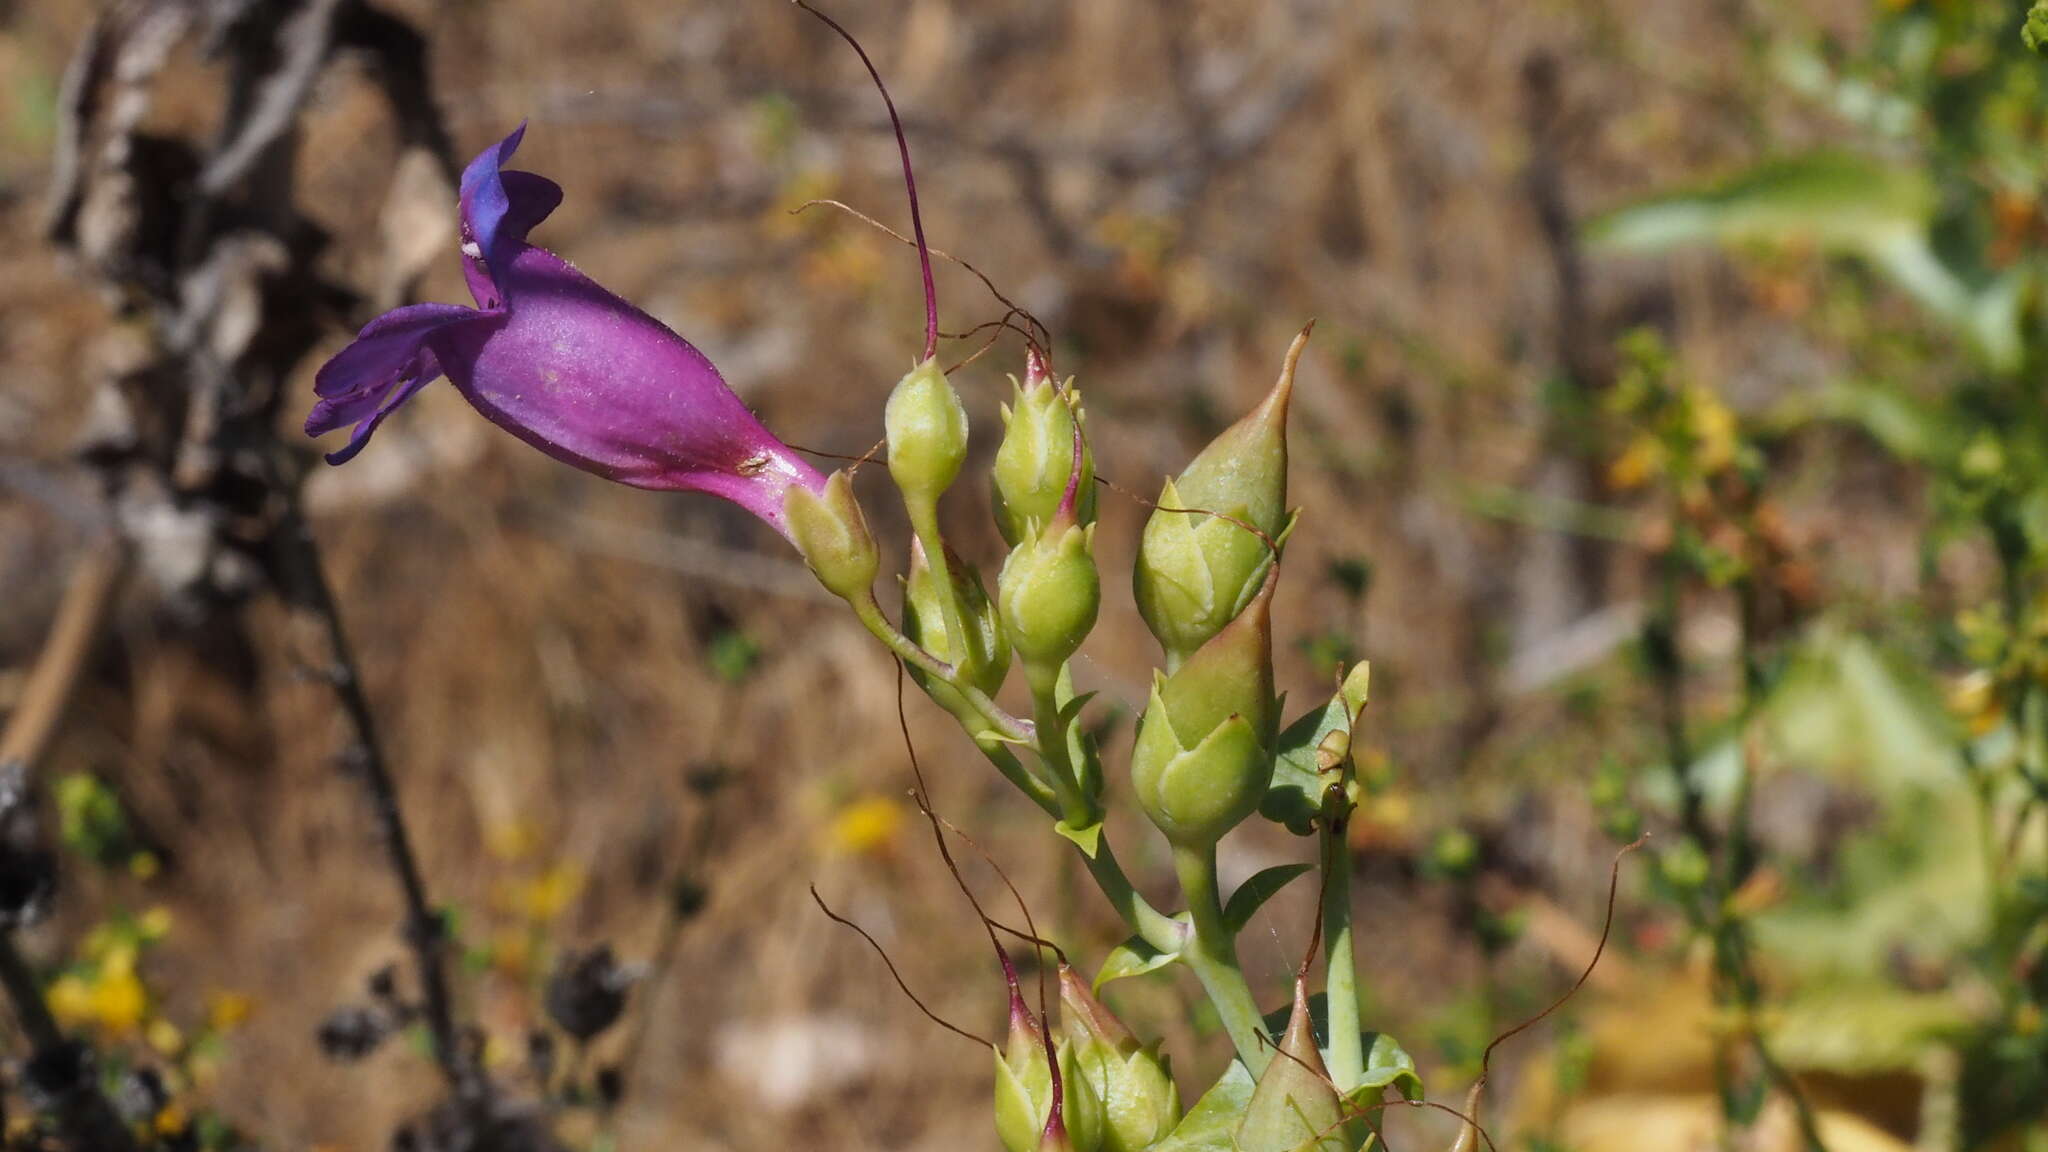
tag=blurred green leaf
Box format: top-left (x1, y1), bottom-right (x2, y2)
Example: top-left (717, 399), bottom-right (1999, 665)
top-left (2024, 2), bottom-right (2048, 56)
top-left (55, 772), bottom-right (130, 865)
top-left (1587, 152), bottom-right (1931, 254)
top-left (1093, 931), bottom-right (1183, 990)
top-left (1263, 697), bottom-right (1358, 835)
top-left (1222, 863), bottom-right (1312, 934)
top-left (1588, 152), bottom-right (2023, 369)
top-left (1771, 982), bottom-right (1972, 1074)
top-left (1353, 1030), bottom-right (1424, 1102)
top-left (708, 629), bottom-right (761, 682)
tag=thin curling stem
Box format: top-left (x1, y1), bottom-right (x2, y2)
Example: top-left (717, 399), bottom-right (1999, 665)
top-left (1173, 843), bottom-right (1272, 1074)
top-left (851, 592), bottom-right (1033, 743)
top-left (794, 0), bottom-right (939, 361)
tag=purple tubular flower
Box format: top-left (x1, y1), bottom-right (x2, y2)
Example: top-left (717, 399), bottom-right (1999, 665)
top-left (307, 125), bottom-right (825, 537)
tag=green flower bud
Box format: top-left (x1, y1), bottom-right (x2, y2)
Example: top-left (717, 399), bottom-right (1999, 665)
top-left (902, 538), bottom-right (1010, 731)
top-left (1237, 977), bottom-right (1346, 1152)
top-left (1058, 967), bottom-right (1178, 1152)
top-left (998, 515), bottom-right (1100, 667)
top-left (886, 357), bottom-right (969, 504)
top-left (995, 980), bottom-right (1104, 1152)
top-left (1134, 328), bottom-right (1306, 665)
top-left (994, 349), bottom-right (1096, 547)
top-left (1130, 567), bottom-right (1278, 848)
top-left (785, 470), bottom-right (879, 601)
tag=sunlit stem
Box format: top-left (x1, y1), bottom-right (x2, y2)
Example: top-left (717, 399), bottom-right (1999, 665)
top-left (851, 593), bottom-right (1032, 743)
top-left (1084, 837), bottom-right (1183, 954)
top-left (1025, 660), bottom-right (1100, 827)
top-left (1173, 842), bottom-right (1271, 1074)
top-left (1322, 818), bottom-right (1363, 1091)
top-left (976, 735), bottom-right (1060, 817)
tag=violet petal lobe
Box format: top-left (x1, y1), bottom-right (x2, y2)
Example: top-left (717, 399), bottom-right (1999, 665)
top-left (309, 367), bottom-right (440, 466)
top-left (307, 303), bottom-right (479, 463)
top-left (457, 125), bottom-right (563, 309)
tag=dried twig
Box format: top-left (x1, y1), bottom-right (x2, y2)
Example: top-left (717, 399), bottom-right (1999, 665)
top-left (270, 501), bottom-right (489, 1113)
top-left (0, 543), bottom-right (126, 773)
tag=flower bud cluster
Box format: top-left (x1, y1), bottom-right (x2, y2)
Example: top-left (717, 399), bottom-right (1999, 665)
top-left (994, 963), bottom-right (1178, 1152)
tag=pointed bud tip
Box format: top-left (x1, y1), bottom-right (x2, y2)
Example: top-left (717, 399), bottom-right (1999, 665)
top-left (1252, 322), bottom-right (1313, 430)
top-left (1058, 965), bottom-right (1137, 1053)
top-left (1025, 345), bottom-right (1051, 389)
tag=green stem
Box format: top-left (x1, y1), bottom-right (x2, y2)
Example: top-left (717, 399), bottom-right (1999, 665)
top-left (851, 593), bottom-right (1032, 743)
top-left (977, 737), bottom-right (1061, 816)
top-left (1026, 660), bottom-right (1099, 825)
top-left (905, 495), bottom-right (973, 664)
top-left (1174, 842), bottom-right (1272, 1074)
top-left (1084, 837), bottom-right (1184, 953)
top-left (1322, 820), bottom-right (1363, 1091)
top-left (1021, 660), bottom-right (1181, 952)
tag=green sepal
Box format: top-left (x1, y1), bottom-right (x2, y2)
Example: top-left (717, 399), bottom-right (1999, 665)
top-left (1144, 1060), bottom-right (1255, 1152)
top-left (999, 518), bottom-right (1100, 666)
top-left (1067, 1030), bottom-right (1180, 1152)
top-left (995, 1047), bottom-right (1044, 1152)
top-left (1093, 929), bottom-right (1187, 990)
top-left (1222, 863), bottom-right (1313, 934)
top-left (997, 1037), bottom-right (1106, 1152)
top-left (1132, 709), bottom-right (1266, 848)
top-left (1346, 1033), bottom-right (1423, 1103)
top-left (784, 470), bottom-right (879, 601)
top-left (1258, 997), bottom-right (1424, 1102)
top-left (1054, 816), bottom-right (1104, 858)
top-left (1134, 331), bottom-right (1303, 661)
top-left (1238, 982), bottom-right (1345, 1152)
top-left (993, 363), bottom-right (1096, 546)
top-left (885, 357), bottom-right (969, 503)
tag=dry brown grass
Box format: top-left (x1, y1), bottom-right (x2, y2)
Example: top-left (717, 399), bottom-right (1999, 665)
top-left (0, 0), bottom-right (1927, 1147)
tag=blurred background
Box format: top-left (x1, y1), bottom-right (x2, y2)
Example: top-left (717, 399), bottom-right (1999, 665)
top-left (2, 0), bottom-right (2046, 1149)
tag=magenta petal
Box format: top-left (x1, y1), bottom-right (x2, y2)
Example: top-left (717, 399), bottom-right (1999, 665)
top-left (435, 243), bottom-right (824, 533)
top-left (314, 303), bottom-right (476, 399)
top-left (307, 303), bottom-right (475, 459)
top-left (311, 124), bottom-right (825, 540)
top-left (312, 370), bottom-right (439, 465)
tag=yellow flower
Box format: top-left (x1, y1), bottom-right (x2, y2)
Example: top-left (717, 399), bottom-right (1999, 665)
top-left (484, 819), bottom-right (541, 863)
top-left (517, 864), bottom-right (583, 923)
top-left (90, 959), bottom-right (148, 1038)
top-left (1688, 385), bottom-right (1738, 475)
top-left (153, 1102), bottom-right (189, 1137)
top-left (1948, 670), bottom-right (2005, 738)
top-left (490, 927), bottom-right (534, 978)
top-left (826, 795), bottom-right (905, 855)
top-left (1608, 436), bottom-right (1662, 491)
top-left (146, 1017), bottom-right (184, 1056)
top-left (137, 906), bottom-right (173, 942)
top-left (47, 974), bottom-right (94, 1028)
top-left (206, 990), bottom-right (254, 1032)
